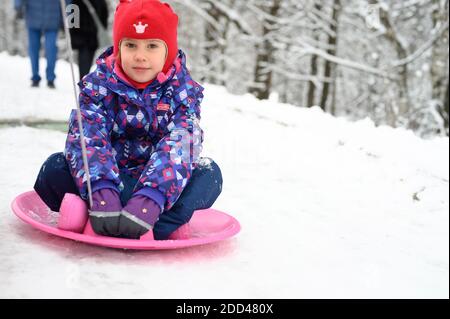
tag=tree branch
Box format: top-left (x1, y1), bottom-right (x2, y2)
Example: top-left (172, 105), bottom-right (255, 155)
top-left (391, 19), bottom-right (449, 67)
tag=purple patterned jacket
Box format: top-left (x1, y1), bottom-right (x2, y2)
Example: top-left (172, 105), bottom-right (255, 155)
top-left (64, 47), bottom-right (204, 211)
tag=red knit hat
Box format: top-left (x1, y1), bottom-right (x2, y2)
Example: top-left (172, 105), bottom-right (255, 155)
top-left (113, 0), bottom-right (179, 73)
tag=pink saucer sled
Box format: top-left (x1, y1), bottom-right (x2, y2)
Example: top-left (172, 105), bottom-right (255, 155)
top-left (11, 191), bottom-right (241, 250)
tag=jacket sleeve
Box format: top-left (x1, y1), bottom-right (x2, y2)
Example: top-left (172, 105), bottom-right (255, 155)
top-left (133, 89), bottom-right (204, 211)
top-left (64, 90), bottom-right (123, 200)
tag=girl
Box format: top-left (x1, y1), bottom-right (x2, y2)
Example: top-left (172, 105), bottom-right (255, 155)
top-left (33, 0), bottom-right (223, 240)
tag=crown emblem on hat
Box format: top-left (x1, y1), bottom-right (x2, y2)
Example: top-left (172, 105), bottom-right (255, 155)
top-left (133, 21), bottom-right (148, 34)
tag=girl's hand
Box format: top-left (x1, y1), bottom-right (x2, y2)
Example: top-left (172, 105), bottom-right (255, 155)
top-left (118, 195), bottom-right (162, 239)
top-left (89, 189), bottom-right (122, 237)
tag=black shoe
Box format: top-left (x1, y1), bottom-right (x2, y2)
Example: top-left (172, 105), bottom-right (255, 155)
top-left (31, 80), bottom-right (39, 88)
top-left (47, 81), bottom-right (55, 89)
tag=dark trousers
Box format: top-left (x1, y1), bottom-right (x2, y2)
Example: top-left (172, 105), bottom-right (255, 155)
top-left (77, 47), bottom-right (97, 81)
top-left (34, 152), bottom-right (223, 240)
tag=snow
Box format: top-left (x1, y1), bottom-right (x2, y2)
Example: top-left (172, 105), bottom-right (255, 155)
top-left (0, 52), bottom-right (448, 298)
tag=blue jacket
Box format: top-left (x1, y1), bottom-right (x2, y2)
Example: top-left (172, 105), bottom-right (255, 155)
top-left (64, 47), bottom-right (204, 211)
top-left (14, 0), bottom-right (63, 30)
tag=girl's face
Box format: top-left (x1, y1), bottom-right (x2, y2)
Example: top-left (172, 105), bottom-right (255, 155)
top-left (119, 38), bottom-right (167, 83)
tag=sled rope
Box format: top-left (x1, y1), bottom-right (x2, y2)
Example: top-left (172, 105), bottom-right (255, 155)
top-left (60, 0), bottom-right (93, 208)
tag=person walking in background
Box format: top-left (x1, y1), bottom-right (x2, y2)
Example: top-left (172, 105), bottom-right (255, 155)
top-left (70, 0), bottom-right (109, 81)
top-left (14, 0), bottom-right (63, 89)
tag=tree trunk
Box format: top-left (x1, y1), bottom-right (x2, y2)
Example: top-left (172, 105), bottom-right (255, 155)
top-left (330, 67), bottom-right (338, 115)
top-left (219, 0), bottom-right (236, 86)
top-left (377, 2), bottom-right (410, 126)
top-left (319, 0), bottom-right (341, 112)
top-left (307, 54), bottom-right (319, 107)
top-left (250, 0), bottom-right (282, 100)
top-left (431, 0), bottom-right (449, 134)
top-left (306, 2), bottom-right (323, 108)
top-left (203, 5), bottom-right (221, 84)
top-left (444, 83), bottom-right (449, 130)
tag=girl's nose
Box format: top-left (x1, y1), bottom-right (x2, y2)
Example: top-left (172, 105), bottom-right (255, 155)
top-left (134, 50), bottom-right (147, 62)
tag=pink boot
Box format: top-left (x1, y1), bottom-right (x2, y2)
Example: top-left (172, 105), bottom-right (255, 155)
top-left (58, 193), bottom-right (88, 233)
top-left (168, 223), bottom-right (192, 240)
top-left (140, 230), bottom-right (155, 241)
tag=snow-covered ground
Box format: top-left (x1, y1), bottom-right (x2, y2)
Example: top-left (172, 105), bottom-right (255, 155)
top-left (0, 52), bottom-right (448, 298)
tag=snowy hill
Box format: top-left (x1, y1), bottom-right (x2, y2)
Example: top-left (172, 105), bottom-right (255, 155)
top-left (0, 52), bottom-right (448, 298)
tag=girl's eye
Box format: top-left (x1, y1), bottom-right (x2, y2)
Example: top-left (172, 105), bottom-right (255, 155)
top-left (148, 44), bottom-right (159, 49)
top-left (125, 43), bottom-right (136, 48)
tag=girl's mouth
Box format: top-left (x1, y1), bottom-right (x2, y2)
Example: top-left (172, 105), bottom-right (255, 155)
top-left (133, 67), bottom-right (151, 73)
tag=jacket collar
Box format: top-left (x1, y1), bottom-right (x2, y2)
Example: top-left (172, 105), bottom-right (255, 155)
top-left (83, 47), bottom-right (203, 108)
